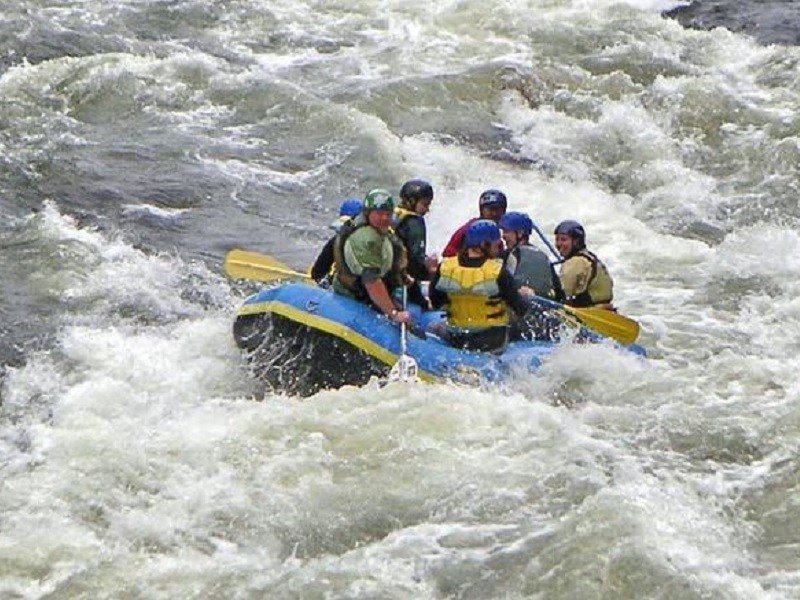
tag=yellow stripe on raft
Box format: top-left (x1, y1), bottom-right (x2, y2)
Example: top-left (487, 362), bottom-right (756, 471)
top-left (237, 301), bottom-right (440, 383)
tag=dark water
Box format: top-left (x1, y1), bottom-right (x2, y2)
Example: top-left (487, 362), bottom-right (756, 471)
top-left (665, 0), bottom-right (800, 46)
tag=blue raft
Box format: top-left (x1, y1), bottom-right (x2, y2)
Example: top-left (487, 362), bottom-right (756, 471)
top-left (233, 282), bottom-right (646, 396)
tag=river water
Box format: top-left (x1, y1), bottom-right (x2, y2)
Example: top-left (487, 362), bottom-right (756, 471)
top-left (2, 1), bottom-right (799, 598)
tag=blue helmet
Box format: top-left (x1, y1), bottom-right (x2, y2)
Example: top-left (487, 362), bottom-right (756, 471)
top-left (478, 189), bottom-right (507, 210)
top-left (465, 219), bottom-right (502, 247)
top-left (499, 211), bottom-right (533, 236)
top-left (554, 220), bottom-right (586, 247)
top-left (339, 198), bottom-right (363, 217)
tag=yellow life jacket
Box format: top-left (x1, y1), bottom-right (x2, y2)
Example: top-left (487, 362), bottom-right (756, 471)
top-left (561, 249), bottom-right (614, 306)
top-left (436, 256), bottom-right (509, 328)
top-left (394, 206), bottom-right (416, 223)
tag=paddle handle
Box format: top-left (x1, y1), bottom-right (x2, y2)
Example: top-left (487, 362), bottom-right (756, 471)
top-left (400, 286), bottom-right (408, 355)
top-left (531, 221), bottom-right (563, 264)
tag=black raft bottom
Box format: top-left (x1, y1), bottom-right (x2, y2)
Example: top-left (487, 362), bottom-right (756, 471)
top-left (233, 313), bottom-right (390, 397)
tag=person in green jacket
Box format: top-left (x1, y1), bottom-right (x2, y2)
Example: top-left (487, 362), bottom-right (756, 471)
top-left (333, 189), bottom-right (412, 326)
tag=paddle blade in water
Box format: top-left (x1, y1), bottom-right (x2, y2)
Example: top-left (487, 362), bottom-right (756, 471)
top-left (565, 305), bottom-right (640, 345)
top-left (389, 354), bottom-right (419, 382)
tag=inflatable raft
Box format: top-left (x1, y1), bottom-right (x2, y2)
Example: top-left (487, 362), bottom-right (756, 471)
top-left (233, 282), bottom-right (646, 396)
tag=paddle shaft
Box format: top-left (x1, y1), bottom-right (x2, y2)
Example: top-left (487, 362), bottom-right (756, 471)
top-left (400, 286), bottom-right (408, 355)
top-left (531, 221), bottom-right (562, 264)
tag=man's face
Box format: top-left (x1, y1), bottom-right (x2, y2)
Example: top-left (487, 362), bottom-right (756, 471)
top-left (500, 229), bottom-right (518, 248)
top-left (555, 233), bottom-right (573, 257)
top-left (480, 205), bottom-right (505, 223)
top-left (488, 239), bottom-right (505, 258)
top-left (368, 209), bottom-right (394, 232)
top-left (414, 198), bottom-right (432, 216)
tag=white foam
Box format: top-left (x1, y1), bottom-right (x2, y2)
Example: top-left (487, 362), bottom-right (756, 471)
top-left (121, 203), bottom-right (190, 220)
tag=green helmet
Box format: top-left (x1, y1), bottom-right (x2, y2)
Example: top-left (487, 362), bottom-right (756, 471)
top-left (363, 188), bottom-right (395, 212)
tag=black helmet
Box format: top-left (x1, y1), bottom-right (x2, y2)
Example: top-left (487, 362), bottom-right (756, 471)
top-left (399, 179), bottom-right (433, 207)
top-left (554, 219), bottom-right (586, 248)
top-left (478, 189), bottom-right (507, 210)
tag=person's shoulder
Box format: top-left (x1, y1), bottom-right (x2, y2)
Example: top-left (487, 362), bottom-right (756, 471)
top-left (449, 219), bottom-right (473, 236)
top-left (459, 218), bottom-right (476, 230)
top-left (407, 213), bottom-right (425, 226)
top-left (396, 212), bottom-right (423, 232)
top-left (562, 254), bottom-right (591, 269)
top-left (523, 244), bottom-right (549, 258)
top-left (347, 225), bottom-right (380, 242)
top-left (353, 226), bottom-right (392, 255)
top-left (444, 220), bottom-right (467, 242)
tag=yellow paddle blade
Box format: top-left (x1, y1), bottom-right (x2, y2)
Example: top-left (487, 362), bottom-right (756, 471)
top-left (563, 305), bottom-right (640, 345)
top-left (224, 249), bottom-right (311, 283)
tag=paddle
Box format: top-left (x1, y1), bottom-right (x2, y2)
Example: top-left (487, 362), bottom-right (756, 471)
top-left (388, 286), bottom-right (419, 381)
top-left (530, 221), bottom-right (562, 263)
top-left (530, 295), bottom-right (640, 345)
top-left (224, 249), bottom-right (312, 283)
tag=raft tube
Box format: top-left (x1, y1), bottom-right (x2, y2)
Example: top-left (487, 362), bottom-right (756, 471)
top-left (233, 283), bottom-right (646, 396)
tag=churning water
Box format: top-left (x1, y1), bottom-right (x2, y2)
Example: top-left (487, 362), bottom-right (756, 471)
top-left (2, 1), bottom-right (800, 597)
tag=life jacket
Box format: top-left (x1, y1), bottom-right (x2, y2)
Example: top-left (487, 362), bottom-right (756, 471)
top-left (333, 215), bottom-right (404, 300)
top-left (435, 256), bottom-right (509, 329)
top-left (508, 244), bottom-right (556, 298)
top-left (312, 216), bottom-right (356, 284)
top-left (394, 206), bottom-right (416, 224)
top-left (394, 207), bottom-right (425, 244)
top-left (567, 249), bottom-right (613, 307)
top-left (394, 206), bottom-right (428, 279)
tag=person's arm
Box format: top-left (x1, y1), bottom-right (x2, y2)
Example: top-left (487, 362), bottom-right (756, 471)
top-left (407, 281), bottom-right (430, 309)
top-left (310, 236), bottom-right (336, 282)
top-left (362, 275), bottom-right (411, 324)
top-left (504, 247), bottom-right (518, 277)
top-left (498, 269), bottom-right (530, 317)
top-left (346, 229), bottom-right (411, 324)
top-left (550, 263), bottom-right (566, 302)
top-left (428, 271), bottom-right (448, 310)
